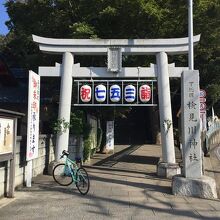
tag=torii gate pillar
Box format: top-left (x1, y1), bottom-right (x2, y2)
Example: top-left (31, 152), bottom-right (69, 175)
top-left (55, 52), bottom-right (74, 161)
top-left (156, 52), bottom-right (181, 177)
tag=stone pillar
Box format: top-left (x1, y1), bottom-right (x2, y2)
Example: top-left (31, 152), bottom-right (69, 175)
top-left (55, 52), bottom-right (74, 161)
top-left (181, 70), bottom-right (202, 178)
top-left (156, 52), bottom-right (180, 178)
top-left (172, 70), bottom-right (217, 199)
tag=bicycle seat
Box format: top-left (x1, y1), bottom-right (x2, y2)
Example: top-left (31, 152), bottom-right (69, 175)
top-left (62, 150), bottom-right (69, 156)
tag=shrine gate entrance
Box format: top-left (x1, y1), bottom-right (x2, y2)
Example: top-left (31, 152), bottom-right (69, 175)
top-left (114, 107), bottom-right (156, 145)
top-left (33, 34), bottom-right (200, 179)
top-left (32, 34), bottom-right (217, 198)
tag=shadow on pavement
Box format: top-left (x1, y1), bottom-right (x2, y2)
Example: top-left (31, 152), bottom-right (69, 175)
top-left (85, 165), bottom-right (167, 180)
top-left (119, 155), bottom-right (160, 165)
top-left (93, 144), bottom-right (142, 167)
top-left (16, 181), bottom-right (216, 220)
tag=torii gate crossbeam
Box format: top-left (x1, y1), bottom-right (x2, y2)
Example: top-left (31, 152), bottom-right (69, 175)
top-left (33, 34), bottom-right (200, 55)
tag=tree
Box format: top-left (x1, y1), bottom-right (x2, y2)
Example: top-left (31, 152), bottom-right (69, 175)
top-left (194, 1), bottom-right (220, 112)
top-left (1, 0), bottom-right (220, 115)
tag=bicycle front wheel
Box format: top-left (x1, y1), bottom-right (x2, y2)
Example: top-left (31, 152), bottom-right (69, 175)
top-left (53, 163), bottom-right (73, 186)
top-left (76, 167), bottom-right (90, 195)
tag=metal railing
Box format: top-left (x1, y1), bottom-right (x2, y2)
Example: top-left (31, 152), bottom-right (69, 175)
top-left (206, 121), bottom-right (220, 153)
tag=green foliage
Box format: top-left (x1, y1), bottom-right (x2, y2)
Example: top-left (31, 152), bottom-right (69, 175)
top-left (52, 111), bottom-right (85, 135)
top-left (82, 122), bottom-right (92, 161)
top-left (1, 0), bottom-right (220, 115)
top-left (69, 110), bottom-right (84, 135)
top-left (90, 148), bottom-right (97, 157)
top-left (68, 110), bottom-right (92, 138)
top-left (96, 127), bottom-right (103, 151)
top-left (0, 35), bottom-right (7, 50)
top-left (69, 22), bottom-right (97, 39)
top-left (52, 109), bottom-right (93, 161)
top-left (53, 118), bottom-right (70, 134)
top-left (206, 84), bottom-right (220, 108)
top-left (83, 123), bottom-right (92, 140)
top-left (70, 110), bottom-right (92, 161)
top-left (83, 138), bottom-right (91, 162)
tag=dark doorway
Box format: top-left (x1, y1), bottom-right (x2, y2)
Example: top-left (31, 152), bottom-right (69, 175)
top-left (114, 107), bottom-right (156, 144)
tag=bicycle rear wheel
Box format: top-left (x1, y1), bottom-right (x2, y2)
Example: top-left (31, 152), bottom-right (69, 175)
top-left (76, 167), bottom-right (90, 195)
top-left (53, 163), bottom-right (73, 186)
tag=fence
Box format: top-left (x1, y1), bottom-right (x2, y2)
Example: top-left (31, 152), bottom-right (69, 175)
top-left (206, 121), bottom-right (220, 153)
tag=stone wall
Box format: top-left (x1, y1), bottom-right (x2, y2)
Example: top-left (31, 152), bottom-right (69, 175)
top-left (0, 135), bottom-right (55, 198)
top-left (0, 129), bottom-right (94, 198)
top-left (68, 135), bottom-right (83, 161)
top-left (87, 114), bottom-right (98, 152)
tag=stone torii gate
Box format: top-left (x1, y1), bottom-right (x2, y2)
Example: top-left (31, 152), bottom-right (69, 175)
top-left (33, 34), bottom-right (218, 198)
top-left (33, 34), bottom-right (200, 178)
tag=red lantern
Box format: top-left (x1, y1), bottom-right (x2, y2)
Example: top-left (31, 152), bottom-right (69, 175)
top-left (80, 85), bottom-right (92, 102)
top-left (139, 85), bottom-right (151, 102)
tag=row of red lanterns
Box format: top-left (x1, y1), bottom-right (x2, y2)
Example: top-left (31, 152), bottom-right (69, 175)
top-left (80, 84), bottom-right (151, 103)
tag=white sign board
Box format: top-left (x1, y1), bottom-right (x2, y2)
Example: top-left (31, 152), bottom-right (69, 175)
top-left (107, 47), bottom-right (122, 73)
top-left (0, 118), bottom-right (14, 154)
top-left (200, 111), bottom-right (207, 131)
top-left (106, 121), bottom-right (114, 151)
top-left (181, 70), bottom-right (202, 178)
top-left (27, 71), bottom-right (40, 160)
top-left (200, 89), bottom-right (207, 131)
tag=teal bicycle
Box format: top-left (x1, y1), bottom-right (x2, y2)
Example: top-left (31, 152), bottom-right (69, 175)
top-left (53, 150), bottom-right (90, 195)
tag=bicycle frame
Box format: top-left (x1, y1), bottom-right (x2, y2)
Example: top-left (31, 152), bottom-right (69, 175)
top-left (63, 156), bottom-right (79, 183)
top-left (53, 152), bottom-right (90, 195)
top-left (60, 154), bottom-right (88, 186)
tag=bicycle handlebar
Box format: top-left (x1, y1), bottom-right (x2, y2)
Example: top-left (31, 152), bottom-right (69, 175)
top-left (60, 150), bottom-right (70, 159)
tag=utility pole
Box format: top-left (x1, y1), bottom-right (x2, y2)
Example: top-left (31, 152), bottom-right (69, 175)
top-left (188, 0), bottom-right (194, 70)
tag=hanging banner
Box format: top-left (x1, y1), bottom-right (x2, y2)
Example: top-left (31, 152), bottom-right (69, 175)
top-left (0, 118), bottom-right (14, 154)
top-left (200, 89), bottom-right (207, 131)
top-left (27, 71), bottom-right (40, 161)
top-left (106, 121), bottom-right (114, 152)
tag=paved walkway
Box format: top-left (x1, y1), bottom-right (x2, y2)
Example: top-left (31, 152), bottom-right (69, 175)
top-left (0, 144), bottom-right (220, 220)
top-left (204, 144), bottom-right (220, 197)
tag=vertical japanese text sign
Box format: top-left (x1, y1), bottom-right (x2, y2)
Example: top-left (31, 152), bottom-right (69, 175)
top-left (200, 89), bottom-right (207, 131)
top-left (0, 118), bottom-right (14, 154)
top-left (106, 121), bottom-right (114, 151)
top-left (181, 70), bottom-right (202, 178)
top-left (27, 71), bottom-right (40, 161)
top-left (107, 47), bottom-right (122, 73)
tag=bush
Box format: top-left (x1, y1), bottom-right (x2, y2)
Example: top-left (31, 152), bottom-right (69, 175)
top-left (52, 110), bottom-right (93, 161)
top-left (83, 139), bottom-right (91, 162)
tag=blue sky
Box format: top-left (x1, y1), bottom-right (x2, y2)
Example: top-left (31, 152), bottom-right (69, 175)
top-left (0, 0), bottom-right (9, 35)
